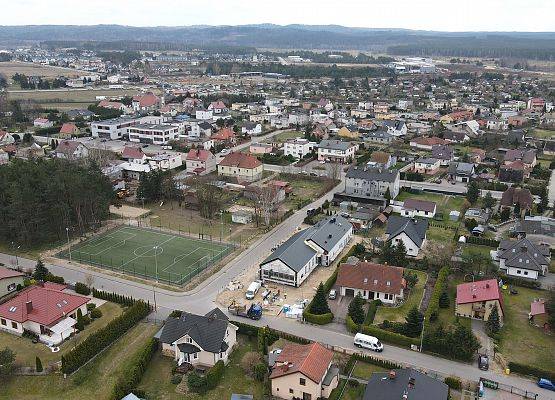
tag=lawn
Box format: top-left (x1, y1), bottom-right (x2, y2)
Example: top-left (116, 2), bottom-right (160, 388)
top-left (137, 334), bottom-right (265, 400)
top-left (279, 174), bottom-right (333, 209)
top-left (426, 226), bottom-right (457, 242)
top-left (0, 301), bottom-right (124, 368)
top-left (329, 379), bottom-right (366, 400)
top-left (0, 61), bottom-right (85, 79)
top-left (0, 321), bottom-right (159, 400)
top-left (461, 244), bottom-right (493, 259)
top-left (270, 130), bottom-right (303, 143)
top-left (351, 361), bottom-right (387, 380)
top-left (432, 275), bottom-right (471, 330)
top-left (532, 128), bottom-right (555, 139)
top-left (374, 269), bottom-right (428, 324)
top-left (57, 225), bottom-right (233, 285)
top-left (498, 286), bottom-right (555, 371)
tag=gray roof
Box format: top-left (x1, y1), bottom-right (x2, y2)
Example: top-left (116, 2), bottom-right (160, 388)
top-left (346, 166), bottom-right (399, 183)
top-left (416, 157), bottom-right (439, 165)
top-left (448, 162), bottom-right (475, 176)
top-left (318, 139), bottom-right (353, 151)
top-left (363, 369), bottom-right (448, 400)
top-left (498, 238), bottom-right (550, 272)
top-left (515, 218), bottom-right (555, 238)
top-left (261, 215), bottom-right (352, 271)
top-left (159, 308), bottom-right (229, 353)
top-left (386, 216), bottom-right (428, 247)
top-left (177, 343), bottom-right (201, 354)
top-left (364, 129), bottom-right (393, 140)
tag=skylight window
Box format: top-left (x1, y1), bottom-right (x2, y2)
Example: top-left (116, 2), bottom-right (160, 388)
top-left (8, 306), bottom-right (17, 312)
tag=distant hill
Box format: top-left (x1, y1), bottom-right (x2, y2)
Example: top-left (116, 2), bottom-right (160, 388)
top-left (0, 24), bottom-right (553, 60)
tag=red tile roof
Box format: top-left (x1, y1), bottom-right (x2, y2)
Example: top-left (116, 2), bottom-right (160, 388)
top-left (336, 262), bottom-right (405, 295)
top-left (270, 342), bottom-right (333, 383)
top-left (59, 123), bottom-right (78, 135)
top-left (122, 146), bottom-right (145, 160)
top-left (403, 198), bottom-right (437, 213)
top-left (134, 93), bottom-right (159, 108)
top-left (219, 152), bottom-right (261, 169)
top-left (456, 279), bottom-right (501, 305)
top-left (0, 285), bottom-right (89, 326)
top-left (212, 128), bottom-right (236, 141)
top-left (0, 267), bottom-right (25, 280)
top-left (186, 148), bottom-right (212, 161)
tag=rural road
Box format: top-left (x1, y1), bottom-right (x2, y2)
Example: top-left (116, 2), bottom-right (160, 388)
top-left (1, 181), bottom-right (554, 399)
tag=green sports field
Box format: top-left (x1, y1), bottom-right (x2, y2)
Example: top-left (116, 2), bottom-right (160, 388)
top-left (57, 226), bottom-right (234, 285)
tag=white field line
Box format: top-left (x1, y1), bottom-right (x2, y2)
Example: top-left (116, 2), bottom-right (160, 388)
top-left (161, 247), bottom-right (214, 273)
top-left (76, 233), bottom-right (137, 257)
top-left (119, 236), bottom-right (176, 269)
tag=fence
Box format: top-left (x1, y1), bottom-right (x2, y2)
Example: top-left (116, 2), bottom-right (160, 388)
top-left (480, 378), bottom-right (539, 400)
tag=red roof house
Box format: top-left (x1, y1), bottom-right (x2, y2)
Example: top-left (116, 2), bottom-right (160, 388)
top-left (455, 279), bottom-right (504, 323)
top-left (58, 123), bottom-right (80, 138)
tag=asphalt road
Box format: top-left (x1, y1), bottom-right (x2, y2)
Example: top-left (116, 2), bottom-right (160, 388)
top-left (2, 180), bottom-right (554, 399)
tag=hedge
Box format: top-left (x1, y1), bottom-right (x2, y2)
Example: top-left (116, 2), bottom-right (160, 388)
top-left (465, 236), bottom-right (500, 248)
top-left (444, 376), bottom-right (462, 390)
top-left (346, 316), bottom-right (419, 348)
top-left (424, 267), bottom-right (450, 330)
top-left (92, 288), bottom-right (137, 306)
top-left (364, 300), bottom-right (382, 325)
top-left (500, 275), bottom-right (542, 290)
top-left (508, 362), bottom-right (555, 382)
top-left (349, 353), bottom-right (401, 370)
top-left (61, 301), bottom-right (151, 374)
top-left (75, 282), bottom-right (91, 296)
top-left (233, 321), bottom-right (310, 345)
top-left (111, 338), bottom-right (157, 400)
top-left (303, 310), bottom-right (334, 325)
top-left (206, 360), bottom-right (225, 390)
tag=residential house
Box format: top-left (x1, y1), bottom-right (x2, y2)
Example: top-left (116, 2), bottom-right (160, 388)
top-left (270, 342), bottom-right (338, 400)
top-left (148, 153), bottom-right (183, 171)
top-left (455, 279), bottom-right (504, 324)
top-left (58, 122), bottom-right (80, 139)
top-left (218, 152), bottom-right (263, 182)
top-left (132, 92), bottom-right (161, 112)
top-left (208, 101), bottom-right (228, 115)
top-left (0, 131), bottom-right (15, 146)
top-left (241, 122), bottom-right (262, 136)
top-left (259, 215), bottom-right (353, 287)
top-left (382, 120), bottom-right (407, 137)
top-left (196, 108), bottom-right (213, 121)
top-left (464, 208), bottom-right (490, 224)
top-left (337, 125), bottom-right (359, 139)
top-left (336, 261), bottom-right (405, 304)
top-left (249, 143), bottom-right (274, 155)
top-left (159, 308), bottom-right (238, 367)
top-left (55, 140), bottom-right (90, 160)
top-left (504, 149), bottom-right (537, 169)
top-left (97, 100), bottom-right (128, 112)
top-left (499, 161), bottom-right (527, 182)
top-left (400, 199), bottom-right (437, 219)
top-left (367, 151), bottom-right (396, 169)
top-left (0, 283), bottom-right (90, 346)
top-left (362, 369), bottom-right (448, 400)
top-left (385, 216), bottom-right (428, 257)
top-left (212, 128), bottom-right (237, 145)
top-left (0, 267), bottom-right (25, 298)
top-left (443, 130), bottom-right (469, 143)
top-left (431, 145), bottom-right (454, 166)
top-left (447, 162), bottom-right (475, 183)
top-left (469, 148), bottom-right (486, 164)
top-left (413, 158), bottom-right (440, 175)
top-left (362, 129), bottom-right (393, 146)
top-left (185, 148), bottom-right (217, 175)
top-left (409, 136), bottom-right (447, 151)
top-left (497, 238), bottom-right (550, 280)
top-left (33, 118), bottom-right (53, 128)
top-left (500, 187), bottom-right (533, 211)
top-left (284, 138), bottom-right (317, 159)
top-left (344, 166), bottom-right (400, 204)
top-left (317, 140), bottom-right (358, 163)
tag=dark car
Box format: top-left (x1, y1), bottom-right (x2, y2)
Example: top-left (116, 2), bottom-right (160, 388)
top-left (537, 378), bottom-right (555, 391)
top-left (478, 354), bottom-right (489, 371)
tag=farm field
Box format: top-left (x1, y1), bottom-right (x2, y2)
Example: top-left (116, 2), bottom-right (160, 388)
top-left (57, 225), bottom-right (233, 285)
top-left (0, 61), bottom-right (86, 79)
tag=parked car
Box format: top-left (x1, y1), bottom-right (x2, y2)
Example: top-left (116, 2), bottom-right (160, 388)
top-left (328, 289), bottom-right (337, 300)
top-left (478, 354), bottom-right (489, 371)
top-left (245, 281), bottom-right (262, 300)
top-left (354, 333), bottom-right (383, 352)
top-left (537, 378), bottom-right (555, 391)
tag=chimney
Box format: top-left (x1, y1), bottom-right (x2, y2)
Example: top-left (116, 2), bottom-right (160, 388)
top-left (485, 283), bottom-right (490, 289)
top-left (25, 301), bottom-right (33, 313)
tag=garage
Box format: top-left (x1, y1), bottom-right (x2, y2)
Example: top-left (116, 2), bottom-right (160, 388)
top-left (344, 288), bottom-right (355, 297)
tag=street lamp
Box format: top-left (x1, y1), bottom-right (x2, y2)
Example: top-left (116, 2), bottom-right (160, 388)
top-left (11, 242), bottom-right (20, 267)
top-left (66, 227), bottom-right (72, 262)
top-left (419, 316), bottom-right (426, 353)
top-left (153, 245), bottom-right (159, 282)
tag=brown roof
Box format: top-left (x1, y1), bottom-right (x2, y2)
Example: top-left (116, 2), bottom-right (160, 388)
top-left (403, 198), bottom-right (436, 213)
top-left (270, 342), bottom-right (333, 383)
top-left (186, 148), bottom-right (213, 161)
top-left (59, 123), bottom-right (78, 135)
top-left (336, 262), bottom-right (405, 295)
top-left (500, 187), bottom-right (533, 209)
top-left (122, 146), bottom-right (145, 160)
top-left (370, 151), bottom-right (391, 165)
top-left (219, 152), bottom-right (261, 169)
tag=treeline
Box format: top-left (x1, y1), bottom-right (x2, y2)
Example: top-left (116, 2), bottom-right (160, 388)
top-left (204, 62), bottom-right (394, 79)
top-left (12, 73), bottom-right (66, 90)
top-left (0, 158), bottom-right (114, 246)
top-left (96, 50), bottom-right (141, 66)
top-left (388, 37), bottom-right (555, 61)
top-left (264, 50), bottom-right (395, 64)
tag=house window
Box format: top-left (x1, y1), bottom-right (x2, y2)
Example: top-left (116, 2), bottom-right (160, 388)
top-left (193, 353), bottom-right (198, 359)
top-left (300, 378), bottom-right (306, 386)
top-left (289, 389), bottom-right (294, 394)
top-left (11, 322), bottom-right (17, 329)
top-left (0, 318), bottom-right (5, 326)
top-left (524, 271), bottom-right (528, 276)
top-left (186, 337), bottom-right (192, 343)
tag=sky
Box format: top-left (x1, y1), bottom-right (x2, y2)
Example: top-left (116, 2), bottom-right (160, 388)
top-left (2, 0), bottom-right (554, 32)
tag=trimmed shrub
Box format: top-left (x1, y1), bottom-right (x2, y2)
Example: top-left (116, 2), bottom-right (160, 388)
top-left (508, 362), bottom-right (555, 382)
top-left (303, 311), bottom-right (334, 325)
top-left (86, 303), bottom-right (96, 311)
top-left (62, 301), bottom-right (151, 374)
top-left (92, 288), bottom-right (137, 306)
top-left (364, 300), bottom-right (382, 325)
top-left (206, 360), bottom-right (225, 390)
top-left (187, 372), bottom-right (208, 393)
top-left (171, 374), bottom-right (182, 385)
top-left (90, 308), bottom-right (102, 319)
top-left (444, 376), bottom-right (462, 390)
top-left (500, 275), bottom-right (542, 290)
top-left (111, 337), bottom-right (157, 400)
top-left (35, 356), bottom-right (43, 373)
top-left (349, 320), bottom-right (420, 348)
top-left (82, 315), bottom-right (92, 326)
top-left (75, 282), bottom-right (91, 296)
top-left (465, 236), bottom-right (499, 248)
top-left (168, 310), bottom-right (183, 318)
top-left (424, 267), bottom-right (450, 332)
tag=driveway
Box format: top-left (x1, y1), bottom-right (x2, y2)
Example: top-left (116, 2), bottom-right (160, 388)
top-left (471, 318), bottom-right (494, 357)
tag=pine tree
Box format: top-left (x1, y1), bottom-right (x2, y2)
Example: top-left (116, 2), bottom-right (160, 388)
top-left (439, 291), bottom-right (450, 308)
top-left (404, 306), bottom-right (423, 338)
top-left (486, 304), bottom-right (500, 336)
top-left (379, 240), bottom-right (396, 265)
top-left (466, 181), bottom-right (479, 204)
top-left (35, 356), bottom-right (43, 372)
top-left (348, 294), bottom-right (366, 324)
top-left (394, 240), bottom-right (407, 266)
top-left (483, 191), bottom-right (495, 210)
top-left (384, 187), bottom-right (391, 205)
top-left (33, 259), bottom-right (49, 281)
top-left (310, 282), bottom-right (331, 315)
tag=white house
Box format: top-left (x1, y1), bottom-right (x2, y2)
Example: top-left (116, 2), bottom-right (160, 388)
top-left (317, 140), bottom-right (358, 163)
top-left (55, 140), bottom-right (90, 160)
top-left (400, 199), bottom-right (437, 219)
top-left (283, 138), bottom-right (317, 159)
top-left (185, 148), bottom-right (217, 175)
top-left (128, 124), bottom-right (179, 145)
top-left (259, 215), bottom-right (353, 287)
top-left (241, 122), bottom-right (262, 136)
top-left (385, 216), bottom-right (428, 257)
top-left (159, 308), bottom-right (237, 367)
top-left (496, 238), bottom-right (551, 280)
top-left (196, 109), bottom-right (213, 120)
top-left (33, 118), bottom-right (53, 128)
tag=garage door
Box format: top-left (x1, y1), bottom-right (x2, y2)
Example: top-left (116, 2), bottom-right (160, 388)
top-left (345, 288), bottom-right (355, 297)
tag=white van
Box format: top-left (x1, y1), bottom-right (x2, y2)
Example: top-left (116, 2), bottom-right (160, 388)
top-left (354, 333), bottom-right (384, 352)
top-left (245, 281), bottom-right (262, 300)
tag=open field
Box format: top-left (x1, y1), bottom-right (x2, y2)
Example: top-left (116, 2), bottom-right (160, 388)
top-left (57, 225), bottom-right (233, 285)
top-left (0, 321), bottom-right (159, 400)
top-left (0, 302), bottom-right (123, 368)
top-left (138, 334), bottom-right (265, 400)
top-left (498, 286), bottom-right (555, 371)
top-left (8, 88), bottom-right (142, 104)
top-left (374, 269), bottom-right (428, 324)
top-left (267, 130), bottom-right (302, 143)
top-left (0, 61), bottom-right (86, 79)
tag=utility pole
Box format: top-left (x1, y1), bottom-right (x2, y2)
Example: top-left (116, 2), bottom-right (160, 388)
top-left (66, 227), bottom-right (72, 262)
top-left (419, 316), bottom-right (426, 352)
top-left (154, 245), bottom-right (159, 283)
